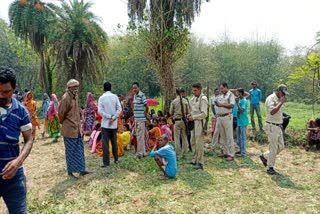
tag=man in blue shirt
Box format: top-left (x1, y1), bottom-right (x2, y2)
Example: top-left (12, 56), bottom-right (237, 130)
top-left (235, 88), bottom-right (249, 157)
top-left (0, 66), bottom-right (33, 213)
top-left (249, 80), bottom-right (263, 131)
top-left (150, 135), bottom-right (177, 180)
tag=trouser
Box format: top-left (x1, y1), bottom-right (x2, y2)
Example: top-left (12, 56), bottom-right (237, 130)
top-left (174, 120), bottom-right (188, 158)
top-left (191, 120), bottom-right (204, 165)
top-left (250, 103), bottom-right (263, 130)
top-left (0, 173), bottom-right (27, 214)
top-left (237, 126), bottom-right (247, 155)
top-left (216, 115), bottom-right (235, 157)
top-left (263, 123), bottom-right (284, 168)
top-left (102, 128), bottom-right (118, 165)
top-left (136, 121), bottom-right (146, 156)
top-left (211, 117), bottom-right (217, 137)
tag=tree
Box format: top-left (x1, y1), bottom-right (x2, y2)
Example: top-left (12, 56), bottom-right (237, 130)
top-left (52, 0), bottom-right (107, 96)
top-left (9, 0), bottom-right (56, 93)
top-left (128, 0), bottom-right (209, 112)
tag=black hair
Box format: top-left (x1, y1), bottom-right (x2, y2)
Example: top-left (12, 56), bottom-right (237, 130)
top-left (192, 82), bottom-right (202, 89)
top-left (148, 124), bottom-right (154, 130)
top-left (157, 110), bottom-right (164, 117)
top-left (237, 88), bottom-right (245, 95)
top-left (132, 81), bottom-right (139, 87)
top-left (214, 88), bottom-right (219, 92)
top-left (123, 123), bottom-right (130, 131)
top-left (95, 123), bottom-right (101, 130)
top-left (315, 118), bottom-right (320, 126)
top-left (103, 81), bottom-right (112, 91)
top-left (0, 66), bottom-right (16, 88)
top-left (220, 82), bottom-right (228, 88)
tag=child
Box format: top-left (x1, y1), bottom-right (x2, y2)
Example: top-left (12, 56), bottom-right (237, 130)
top-left (160, 118), bottom-right (172, 141)
top-left (148, 123), bottom-right (162, 149)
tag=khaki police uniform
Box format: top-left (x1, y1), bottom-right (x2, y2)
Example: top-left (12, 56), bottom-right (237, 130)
top-left (169, 96), bottom-right (189, 158)
top-left (213, 90), bottom-right (235, 157)
top-left (262, 93), bottom-right (284, 168)
top-left (190, 94), bottom-right (208, 165)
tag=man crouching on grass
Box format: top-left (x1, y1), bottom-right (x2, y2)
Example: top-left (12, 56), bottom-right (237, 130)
top-left (150, 135), bottom-right (177, 180)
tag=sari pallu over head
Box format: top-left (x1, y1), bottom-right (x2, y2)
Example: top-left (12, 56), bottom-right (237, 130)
top-left (48, 94), bottom-right (59, 121)
top-left (85, 92), bottom-right (97, 114)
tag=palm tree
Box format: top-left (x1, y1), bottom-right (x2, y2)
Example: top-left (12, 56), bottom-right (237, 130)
top-left (52, 0), bottom-right (107, 92)
top-left (9, 0), bottom-right (56, 93)
top-left (128, 0), bottom-right (209, 112)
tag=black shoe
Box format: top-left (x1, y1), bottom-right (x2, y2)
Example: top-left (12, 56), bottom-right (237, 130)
top-left (68, 173), bottom-right (78, 179)
top-left (100, 164), bottom-right (109, 168)
top-left (267, 167), bottom-right (277, 175)
top-left (259, 155), bottom-right (267, 167)
top-left (80, 171), bottom-right (92, 176)
top-left (187, 161), bottom-right (196, 165)
top-left (114, 160), bottom-right (119, 164)
top-left (194, 163), bottom-right (204, 170)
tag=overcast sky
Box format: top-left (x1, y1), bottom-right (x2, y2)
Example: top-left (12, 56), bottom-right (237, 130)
top-left (1, 0), bottom-right (320, 50)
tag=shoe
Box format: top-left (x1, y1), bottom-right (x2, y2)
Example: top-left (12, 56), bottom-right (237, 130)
top-left (259, 155), bottom-right (267, 167)
top-left (225, 156), bottom-right (234, 161)
top-left (100, 164), bottom-right (109, 168)
top-left (235, 153), bottom-right (243, 158)
top-left (267, 167), bottom-right (277, 175)
top-left (235, 151), bottom-right (241, 155)
top-left (80, 171), bottom-right (92, 176)
top-left (187, 161), bottom-right (196, 165)
top-left (114, 160), bottom-right (119, 164)
top-left (194, 163), bottom-right (204, 170)
top-left (68, 173), bottom-right (78, 179)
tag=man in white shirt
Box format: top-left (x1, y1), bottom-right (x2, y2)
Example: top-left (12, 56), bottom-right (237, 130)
top-left (98, 82), bottom-right (122, 167)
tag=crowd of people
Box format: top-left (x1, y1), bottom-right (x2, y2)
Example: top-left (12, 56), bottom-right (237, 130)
top-left (0, 65), bottom-right (299, 213)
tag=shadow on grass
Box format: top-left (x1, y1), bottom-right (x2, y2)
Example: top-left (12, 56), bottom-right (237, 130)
top-left (271, 172), bottom-right (304, 190)
top-left (48, 177), bottom-right (79, 199)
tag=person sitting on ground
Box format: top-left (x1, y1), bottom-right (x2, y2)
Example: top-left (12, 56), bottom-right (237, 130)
top-left (120, 124), bottom-right (131, 150)
top-left (160, 118), bottom-right (172, 140)
top-left (306, 118), bottom-right (320, 150)
top-left (150, 135), bottom-right (177, 180)
top-left (148, 123), bottom-right (162, 149)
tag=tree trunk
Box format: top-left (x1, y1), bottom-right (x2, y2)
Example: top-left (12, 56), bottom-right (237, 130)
top-left (39, 50), bottom-right (47, 93)
top-left (158, 51), bottom-right (175, 114)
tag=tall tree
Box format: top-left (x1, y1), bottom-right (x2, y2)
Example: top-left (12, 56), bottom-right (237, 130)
top-left (128, 0), bottom-right (209, 112)
top-left (52, 0), bottom-right (107, 95)
top-left (9, 0), bottom-right (55, 93)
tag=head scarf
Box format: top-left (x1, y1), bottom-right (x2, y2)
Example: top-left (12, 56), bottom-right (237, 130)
top-left (48, 94), bottom-right (59, 121)
top-left (42, 93), bottom-right (51, 118)
top-left (85, 92), bottom-right (97, 113)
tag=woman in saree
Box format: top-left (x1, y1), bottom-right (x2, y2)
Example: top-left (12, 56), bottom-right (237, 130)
top-left (82, 92), bottom-right (97, 135)
top-left (47, 94), bottom-right (61, 142)
top-left (25, 91), bottom-right (40, 141)
top-left (41, 93), bottom-right (51, 138)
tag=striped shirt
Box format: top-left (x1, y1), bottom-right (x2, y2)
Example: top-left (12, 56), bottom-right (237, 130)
top-left (133, 90), bottom-right (147, 122)
top-left (0, 98), bottom-right (31, 176)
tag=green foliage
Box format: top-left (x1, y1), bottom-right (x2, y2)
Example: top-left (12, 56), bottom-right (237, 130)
top-left (0, 18), bottom-right (39, 93)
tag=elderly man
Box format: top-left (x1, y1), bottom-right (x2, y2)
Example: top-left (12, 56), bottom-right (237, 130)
top-left (260, 84), bottom-right (288, 175)
top-left (169, 88), bottom-right (189, 160)
top-left (59, 79), bottom-right (90, 178)
top-left (214, 82), bottom-right (235, 161)
top-left (150, 135), bottom-right (177, 180)
top-left (187, 83), bottom-right (208, 170)
top-left (0, 66), bottom-right (33, 213)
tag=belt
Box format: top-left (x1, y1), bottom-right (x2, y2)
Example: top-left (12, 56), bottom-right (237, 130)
top-left (218, 113), bottom-right (231, 117)
top-left (174, 118), bottom-right (183, 121)
top-left (266, 121), bottom-right (282, 126)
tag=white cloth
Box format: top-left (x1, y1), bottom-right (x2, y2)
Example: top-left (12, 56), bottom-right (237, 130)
top-left (98, 91), bottom-right (122, 129)
top-left (210, 96), bottom-right (219, 118)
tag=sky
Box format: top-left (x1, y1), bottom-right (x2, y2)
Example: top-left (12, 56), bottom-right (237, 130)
top-left (0, 0), bottom-right (320, 50)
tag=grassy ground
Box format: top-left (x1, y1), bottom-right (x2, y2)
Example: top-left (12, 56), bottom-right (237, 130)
top-left (1, 101), bottom-right (320, 213)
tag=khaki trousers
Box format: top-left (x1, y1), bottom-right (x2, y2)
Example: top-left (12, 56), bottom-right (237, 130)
top-left (136, 121), bottom-right (146, 156)
top-left (174, 120), bottom-right (188, 158)
top-left (215, 115), bottom-right (235, 157)
top-left (263, 123), bottom-right (284, 167)
top-left (191, 120), bottom-right (204, 165)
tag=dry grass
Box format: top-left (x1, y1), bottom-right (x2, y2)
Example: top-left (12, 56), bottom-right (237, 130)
top-left (1, 120), bottom-right (320, 213)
